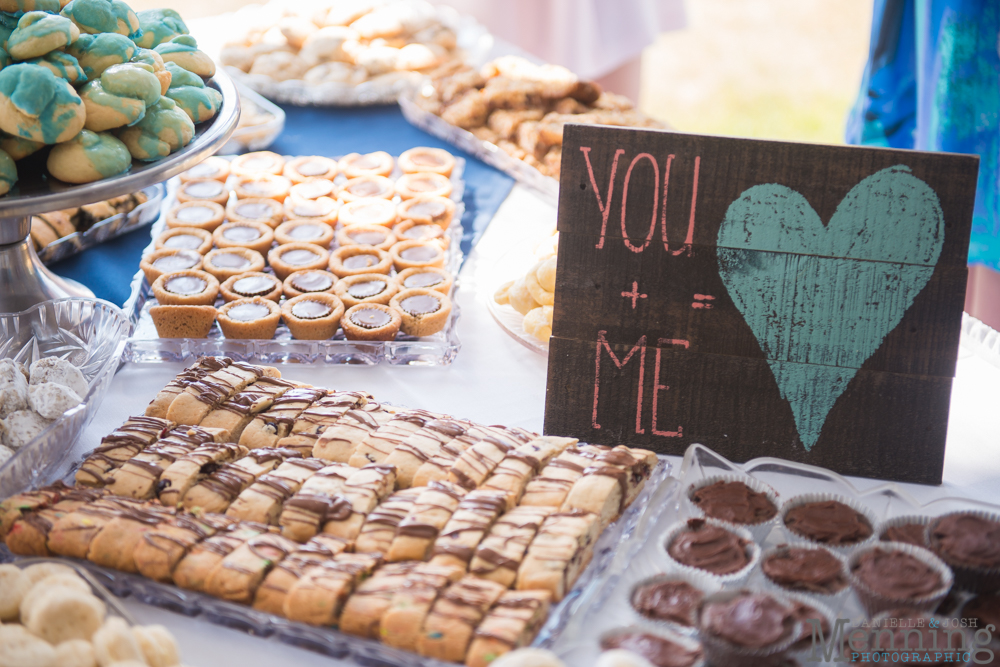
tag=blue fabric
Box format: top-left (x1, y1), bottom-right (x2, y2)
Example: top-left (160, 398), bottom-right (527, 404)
top-left (847, 0), bottom-right (1000, 269)
top-left (49, 103), bottom-right (515, 307)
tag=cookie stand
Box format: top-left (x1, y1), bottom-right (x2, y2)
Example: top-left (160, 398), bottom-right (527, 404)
top-left (0, 70), bottom-right (241, 314)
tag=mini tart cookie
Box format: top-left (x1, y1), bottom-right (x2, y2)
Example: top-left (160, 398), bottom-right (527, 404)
top-left (283, 196), bottom-right (339, 225)
top-left (275, 220), bottom-right (334, 247)
top-left (234, 174), bottom-right (292, 202)
top-left (397, 195), bottom-right (456, 228)
top-left (226, 197), bottom-right (284, 228)
top-left (390, 288), bottom-right (452, 337)
top-left (202, 247), bottom-right (266, 281)
top-left (398, 147), bottom-right (455, 176)
top-left (217, 297), bottom-right (281, 339)
top-left (281, 293), bottom-right (344, 340)
top-left (339, 151), bottom-right (394, 178)
top-left (329, 246), bottom-right (392, 278)
top-left (220, 271), bottom-right (282, 303)
top-left (155, 227), bottom-right (213, 254)
top-left (338, 197), bottom-right (397, 227)
top-left (283, 269), bottom-right (336, 298)
top-left (341, 303), bottom-right (400, 341)
top-left (283, 156), bottom-right (338, 183)
top-left (335, 224), bottom-right (396, 251)
top-left (395, 267), bottom-right (453, 295)
top-left (166, 201), bottom-right (225, 231)
top-left (149, 305), bottom-right (217, 338)
top-left (212, 221), bottom-right (275, 253)
top-left (289, 178), bottom-right (337, 202)
top-left (390, 239), bottom-right (446, 271)
top-left (335, 273), bottom-right (398, 308)
top-left (151, 269), bottom-right (220, 306)
top-left (394, 220), bottom-right (448, 246)
top-left (140, 248), bottom-right (202, 283)
top-left (268, 242), bottom-right (330, 280)
top-left (338, 175), bottom-right (394, 202)
top-left (230, 151), bottom-right (285, 178)
top-left (176, 178), bottom-right (230, 205)
top-left (180, 156), bottom-right (230, 183)
top-left (395, 172), bottom-right (453, 200)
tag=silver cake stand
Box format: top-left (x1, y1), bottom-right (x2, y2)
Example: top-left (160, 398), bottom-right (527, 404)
top-left (0, 69), bottom-right (241, 313)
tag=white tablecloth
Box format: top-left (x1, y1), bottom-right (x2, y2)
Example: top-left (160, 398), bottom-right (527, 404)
top-left (72, 185), bottom-right (1000, 666)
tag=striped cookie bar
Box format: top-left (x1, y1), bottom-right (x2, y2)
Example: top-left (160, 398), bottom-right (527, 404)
top-left (145, 357), bottom-right (232, 419)
top-left (282, 552), bottom-right (383, 626)
top-left (276, 391), bottom-right (371, 456)
top-left (447, 426), bottom-right (534, 491)
top-left (278, 462), bottom-right (355, 543)
top-left (339, 562), bottom-right (419, 639)
top-left (561, 446), bottom-right (657, 526)
top-left (386, 480), bottom-right (467, 562)
top-left (166, 362), bottom-right (280, 426)
top-left (4, 486), bottom-right (107, 556)
top-left (320, 464), bottom-right (398, 541)
top-left (312, 404), bottom-right (396, 463)
top-left (204, 532), bottom-right (299, 603)
top-left (225, 457), bottom-right (327, 524)
top-left (0, 482), bottom-right (73, 540)
top-left (199, 376), bottom-right (299, 442)
top-left (465, 590), bottom-right (552, 667)
top-left (516, 509), bottom-right (600, 601)
top-left (182, 447), bottom-right (302, 514)
top-left (239, 387), bottom-right (327, 449)
top-left (416, 575), bottom-right (507, 661)
top-left (429, 489), bottom-right (508, 571)
top-left (469, 505), bottom-right (555, 588)
top-left (87, 501), bottom-right (176, 573)
top-left (519, 445), bottom-right (600, 508)
top-left (354, 488), bottom-right (422, 554)
top-left (173, 521), bottom-right (273, 592)
top-left (380, 562), bottom-right (464, 651)
top-left (348, 410), bottom-right (443, 467)
top-left (383, 418), bottom-right (472, 488)
top-left (47, 496), bottom-right (153, 560)
top-left (134, 513), bottom-right (238, 583)
top-left (158, 442), bottom-right (248, 507)
top-left (75, 416), bottom-right (173, 487)
top-left (411, 437), bottom-right (472, 488)
top-left (479, 436), bottom-right (576, 509)
top-left (252, 534), bottom-right (351, 616)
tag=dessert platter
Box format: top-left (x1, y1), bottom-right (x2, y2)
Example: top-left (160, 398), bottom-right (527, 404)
top-left (209, 0), bottom-right (491, 107)
top-left (123, 148), bottom-right (466, 366)
top-left (487, 231), bottom-right (559, 356)
top-left (401, 55), bottom-right (664, 205)
top-left (546, 443), bottom-right (1000, 666)
top-left (0, 357), bottom-right (672, 667)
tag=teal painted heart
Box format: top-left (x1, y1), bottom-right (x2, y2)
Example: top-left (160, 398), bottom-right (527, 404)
top-left (717, 165), bottom-right (944, 451)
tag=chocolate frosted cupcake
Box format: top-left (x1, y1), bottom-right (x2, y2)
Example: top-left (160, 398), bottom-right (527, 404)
top-left (664, 518), bottom-right (758, 580)
top-left (213, 221), bottom-right (274, 254)
top-left (697, 590), bottom-right (799, 667)
top-left (630, 572), bottom-right (719, 627)
top-left (275, 220), bottom-right (334, 247)
top-left (151, 269), bottom-right (219, 306)
top-left (784, 595), bottom-right (835, 652)
top-left (878, 515), bottom-right (931, 548)
top-left (780, 495), bottom-right (876, 550)
top-left (335, 273), bottom-right (398, 308)
top-left (848, 542), bottom-right (953, 615)
top-left (155, 227), bottom-right (213, 254)
top-left (341, 303), bottom-right (401, 341)
top-left (220, 272), bottom-right (282, 303)
top-left (929, 511), bottom-right (1000, 593)
top-left (202, 247), bottom-right (266, 282)
top-left (395, 267), bottom-right (453, 295)
top-left (166, 200), bottom-right (225, 231)
top-left (760, 544), bottom-right (848, 595)
top-left (600, 627), bottom-right (703, 667)
top-left (687, 474), bottom-right (778, 540)
top-left (217, 297), bottom-right (281, 339)
top-left (961, 592), bottom-right (1000, 631)
top-left (281, 293), bottom-right (344, 340)
top-left (268, 243), bottom-right (330, 281)
top-left (283, 270), bottom-right (336, 299)
top-left (390, 288), bottom-right (452, 337)
top-left (140, 248), bottom-right (203, 283)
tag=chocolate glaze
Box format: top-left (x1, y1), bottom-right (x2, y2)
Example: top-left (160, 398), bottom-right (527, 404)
top-left (667, 518), bottom-right (750, 575)
top-left (762, 547), bottom-right (848, 594)
top-left (852, 547), bottom-right (944, 599)
top-left (631, 579), bottom-right (704, 625)
top-left (690, 480), bottom-right (777, 525)
top-left (702, 592), bottom-right (796, 649)
top-left (600, 633), bottom-right (702, 667)
top-left (784, 500), bottom-right (873, 546)
top-left (347, 280), bottom-right (386, 299)
top-left (931, 513), bottom-right (1000, 569)
top-left (291, 300), bottom-right (332, 320)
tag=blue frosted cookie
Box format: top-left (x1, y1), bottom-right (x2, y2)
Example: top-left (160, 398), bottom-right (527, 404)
top-left (66, 31), bottom-right (134, 79)
top-left (129, 47), bottom-right (169, 95)
top-left (79, 61), bottom-right (160, 131)
top-left (7, 10), bottom-right (79, 60)
top-left (163, 61), bottom-right (220, 123)
top-left (133, 7), bottom-right (186, 49)
top-left (0, 130), bottom-right (43, 159)
top-left (0, 146), bottom-right (16, 194)
top-left (61, 0), bottom-right (138, 37)
top-left (27, 50), bottom-right (86, 83)
top-left (154, 34), bottom-right (213, 78)
top-left (47, 128), bottom-right (130, 183)
top-left (115, 95), bottom-right (193, 160)
top-left (0, 63), bottom-right (85, 143)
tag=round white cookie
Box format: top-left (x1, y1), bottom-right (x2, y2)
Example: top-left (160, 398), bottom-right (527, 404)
top-left (28, 382), bottom-right (82, 419)
top-left (28, 356), bottom-right (88, 398)
top-left (595, 650), bottom-right (657, 667)
top-left (54, 639), bottom-right (97, 667)
top-left (1, 409), bottom-right (51, 449)
top-left (0, 624), bottom-right (57, 667)
top-left (0, 359), bottom-right (29, 419)
top-left (0, 564), bottom-right (31, 621)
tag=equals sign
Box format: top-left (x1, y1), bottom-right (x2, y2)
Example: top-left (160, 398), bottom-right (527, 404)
top-left (692, 294), bottom-right (715, 309)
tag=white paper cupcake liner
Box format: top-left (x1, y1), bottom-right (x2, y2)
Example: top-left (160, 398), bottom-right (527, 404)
top-left (758, 543), bottom-right (852, 610)
top-left (683, 472), bottom-right (780, 543)
top-left (695, 588), bottom-right (803, 667)
top-left (928, 510), bottom-right (1000, 595)
top-left (626, 569), bottom-right (724, 635)
top-left (598, 624), bottom-right (707, 667)
top-left (660, 518), bottom-right (760, 585)
top-left (876, 514), bottom-right (932, 548)
top-left (782, 591), bottom-right (839, 654)
top-left (778, 492), bottom-right (879, 555)
top-left (847, 541), bottom-right (954, 616)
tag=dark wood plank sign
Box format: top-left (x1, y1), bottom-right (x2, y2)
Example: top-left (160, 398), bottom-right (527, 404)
top-left (544, 125), bottom-right (979, 484)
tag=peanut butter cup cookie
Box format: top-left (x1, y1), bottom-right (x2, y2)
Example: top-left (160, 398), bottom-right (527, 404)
top-left (335, 273), bottom-right (398, 308)
top-left (390, 288), bottom-right (452, 337)
top-left (329, 246), bottom-right (392, 278)
top-left (226, 197), bottom-right (284, 228)
top-left (283, 156), bottom-right (337, 183)
top-left (151, 269), bottom-right (219, 306)
top-left (275, 220), bottom-right (334, 247)
top-left (335, 224), bottom-right (396, 251)
top-left (217, 297), bottom-right (281, 339)
top-left (281, 293), bottom-right (344, 340)
top-left (283, 270), bottom-right (337, 299)
top-left (202, 247), bottom-right (266, 281)
top-left (166, 201), bottom-right (225, 231)
top-left (140, 248), bottom-right (202, 283)
top-left (269, 242), bottom-right (330, 280)
top-left (176, 178), bottom-right (229, 205)
top-left (341, 303), bottom-right (400, 341)
top-left (220, 272), bottom-right (283, 303)
top-left (155, 227), bottom-right (212, 254)
top-left (213, 221), bottom-right (274, 254)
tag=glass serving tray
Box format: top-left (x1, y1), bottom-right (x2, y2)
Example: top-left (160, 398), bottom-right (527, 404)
top-left (123, 156), bottom-right (466, 366)
top-left (219, 81), bottom-right (286, 155)
top-left (35, 185), bottom-right (166, 265)
top-left (1, 458), bottom-right (672, 667)
top-left (548, 443), bottom-right (1000, 666)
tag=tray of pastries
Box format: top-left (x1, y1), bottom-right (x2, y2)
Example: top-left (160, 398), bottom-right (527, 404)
top-left (123, 149), bottom-right (465, 366)
top-left (209, 0), bottom-right (491, 107)
top-left (32, 185), bottom-right (164, 265)
top-left (0, 357), bottom-right (670, 667)
top-left (401, 56), bottom-right (665, 205)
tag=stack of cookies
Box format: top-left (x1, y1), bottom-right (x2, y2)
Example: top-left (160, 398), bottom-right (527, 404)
top-left (144, 149), bottom-right (459, 342)
top-left (29, 191), bottom-right (149, 252)
top-left (1, 357), bottom-right (657, 666)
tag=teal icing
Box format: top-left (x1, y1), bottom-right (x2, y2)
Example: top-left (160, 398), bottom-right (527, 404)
top-left (27, 50), bottom-right (85, 82)
top-left (0, 63), bottom-right (82, 143)
top-left (117, 94), bottom-right (192, 160)
top-left (61, 0), bottom-right (137, 35)
top-left (134, 8), bottom-right (186, 49)
top-left (154, 33), bottom-right (197, 55)
top-left (0, 147), bottom-right (16, 190)
top-left (0, 25), bottom-right (12, 52)
top-left (165, 84), bottom-right (219, 122)
top-left (71, 128), bottom-right (130, 176)
top-left (102, 62), bottom-right (158, 105)
top-left (80, 78), bottom-right (143, 125)
top-left (0, 12), bottom-right (19, 29)
top-left (164, 60), bottom-right (199, 88)
top-left (8, 11), bottom-right (76, 55)
top-left (17, 0), bottom-right (61, 12)
top-left (67, 31), bottom-right (134, 78)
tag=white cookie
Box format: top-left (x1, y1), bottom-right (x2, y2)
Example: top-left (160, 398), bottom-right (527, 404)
top-left (0, 377), bottom-right (28, 420)
top-left (248, 51), bottom-right (310, 82)
top-left (2, 409), bottom-right (52, 449)
top-left (304, 62), bottom-right (366, 85)
top-left (0, 564), bottom-right (31, 621)
top-left (490, 648), bottom-right (566, 667)
top-left (54, 639), bottom-right (97, 667)
top-left (299, 26), bottom-right (358, 66)
top-left (595, 651), bottom-right (657, 667)
top-left (28, 382), bottom-right (82, 420)
top-left (28, 357), bottom-right (88, 398)
top-left (0, 624), bottom-right (57, 667)
top-left (355, 45), bottom-right (400, 76)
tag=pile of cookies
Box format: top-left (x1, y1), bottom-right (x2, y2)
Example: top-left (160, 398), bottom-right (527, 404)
top-left (219, 0), bottom-right (466, 93)
top-left (413, 55), bottom-right (664, 179)
top-left (0, 357), bottom-right (88, 464)
top-left (494, 251), bottom-right (557, 345)
top-left (143, 149), bottom-right (459, 342)
top-left (0, 2), bottom-right (220, 191)
top-left (0, 560), bottom-right (187, 667)
top-left (1, 357), bottom-right (657, 666)
top-left (29, 190), bottom-right (149, 251)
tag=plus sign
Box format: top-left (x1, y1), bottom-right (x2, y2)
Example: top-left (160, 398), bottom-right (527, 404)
top-left (621, 281), bottom-right (647, 309)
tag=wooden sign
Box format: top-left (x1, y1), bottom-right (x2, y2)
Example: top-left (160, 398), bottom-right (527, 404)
top-left (544, 125), bottom-right (979, 484)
